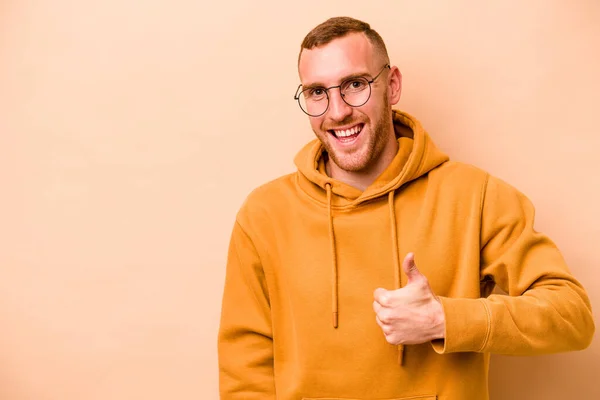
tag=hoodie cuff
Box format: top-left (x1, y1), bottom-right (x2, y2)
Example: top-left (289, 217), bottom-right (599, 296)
top-left (431, 297), bottom-right (491, 354)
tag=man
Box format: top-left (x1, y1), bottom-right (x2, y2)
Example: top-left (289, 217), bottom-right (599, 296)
top-left (217, 16), bottom-right (595, 400)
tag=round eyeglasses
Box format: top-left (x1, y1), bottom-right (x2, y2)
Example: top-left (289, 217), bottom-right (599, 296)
top-left (294, 64), bottom-right (390, 117)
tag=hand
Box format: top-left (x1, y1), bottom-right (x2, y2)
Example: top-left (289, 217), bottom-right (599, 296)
top-left (372, 252), bottom-right (446, 345)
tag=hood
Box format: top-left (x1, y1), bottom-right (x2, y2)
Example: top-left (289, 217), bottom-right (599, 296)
top-left (292, 109), bottom-right (449, 366)
top-left (294, 109), bottom-right (449, 207)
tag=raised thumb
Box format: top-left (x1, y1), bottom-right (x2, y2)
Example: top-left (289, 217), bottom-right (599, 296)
top-left (402, 252), bottom-right (422, 283)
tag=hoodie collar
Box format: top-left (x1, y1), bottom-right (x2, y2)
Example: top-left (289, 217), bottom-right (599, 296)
top-left (294, 109), bottom-right (449, 207)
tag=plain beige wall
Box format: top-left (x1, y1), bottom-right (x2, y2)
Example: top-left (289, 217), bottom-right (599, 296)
top-left (1, 0), bottom-right (598, 398)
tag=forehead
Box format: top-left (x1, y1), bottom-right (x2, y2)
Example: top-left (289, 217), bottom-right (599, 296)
top-left (298, 32), bottom-right (377, 85)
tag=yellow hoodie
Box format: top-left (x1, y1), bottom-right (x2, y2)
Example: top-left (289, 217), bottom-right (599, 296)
top-left (218, 110), bottom-right (594, 400)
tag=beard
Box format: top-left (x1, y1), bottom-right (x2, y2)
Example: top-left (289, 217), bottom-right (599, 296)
top-left (319, 95), bottom-right (392, 173)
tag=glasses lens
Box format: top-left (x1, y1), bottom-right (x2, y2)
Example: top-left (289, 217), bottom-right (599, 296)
top-left (341, 77), bottom-right (371, 107)
top-left (298, 88), bottom-right (329, 117)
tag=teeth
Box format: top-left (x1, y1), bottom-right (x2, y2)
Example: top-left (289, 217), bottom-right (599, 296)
top-left (334, 125), bottom-right (361, 137)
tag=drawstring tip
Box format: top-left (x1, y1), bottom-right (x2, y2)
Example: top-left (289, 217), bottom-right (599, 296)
top-left (397, 345), bottom-right (405, 365)
top-left (332, 312), bottom-right (338, 328)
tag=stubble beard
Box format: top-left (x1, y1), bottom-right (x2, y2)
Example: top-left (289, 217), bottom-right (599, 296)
top-left (320, 97), bottom-right (392, 173)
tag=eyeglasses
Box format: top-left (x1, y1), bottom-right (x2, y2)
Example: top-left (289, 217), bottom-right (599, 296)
top-left (294, 64), bottom-right (390, 117)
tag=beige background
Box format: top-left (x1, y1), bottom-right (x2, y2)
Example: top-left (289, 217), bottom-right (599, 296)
top-left (1, 0), bottom-right (599, 399)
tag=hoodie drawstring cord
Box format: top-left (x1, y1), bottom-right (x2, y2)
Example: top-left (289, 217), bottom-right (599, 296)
top-left (326, 184), bottom-right (405, 365)
top-left (388, 191), bottom-right (405, 365)
top-left (326, 183), bottom-right (339, 329)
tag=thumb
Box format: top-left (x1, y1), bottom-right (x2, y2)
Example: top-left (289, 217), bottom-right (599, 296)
top-left (402, 252), bottom-right (422, 283)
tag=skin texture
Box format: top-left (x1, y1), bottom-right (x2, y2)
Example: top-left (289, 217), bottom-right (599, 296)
top-left (298, 33), bottom-right (446, 344)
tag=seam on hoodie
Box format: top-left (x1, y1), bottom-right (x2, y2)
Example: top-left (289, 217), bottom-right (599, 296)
top-left (235, 216), bottom-right (278, 291)
top-left (478, 172), bottom-right (490, 284)
top-left (237, 215), bottom-right (301, 385)
top-left (233, 220), bottom-right (273, 307)
top-left (477, 298), bottom-right (492, 352)
top-left (479, 172), bottom-right (490, 231)
top-left (476, 173), bottom-right (492, 353)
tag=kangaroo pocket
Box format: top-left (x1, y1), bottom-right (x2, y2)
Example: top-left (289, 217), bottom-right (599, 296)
top-left (302, 396), bottom-right (437, 400)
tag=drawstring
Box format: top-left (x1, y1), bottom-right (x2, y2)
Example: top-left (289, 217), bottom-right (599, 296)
top-left (388, 191), bottom-right (405, 365)
top-left (326, 183), bottom-right (339, 328)
top-left (325, 184), bottom-right (404, 364)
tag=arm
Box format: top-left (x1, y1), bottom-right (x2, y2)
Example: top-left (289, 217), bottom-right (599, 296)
top-left (433, 174), bottom-right (595, 355)
top-left (218, 220), bottom-right (275, 398)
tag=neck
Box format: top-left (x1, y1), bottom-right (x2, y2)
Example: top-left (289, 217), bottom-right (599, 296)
top-left (326, 133), bottom-right (399, 191)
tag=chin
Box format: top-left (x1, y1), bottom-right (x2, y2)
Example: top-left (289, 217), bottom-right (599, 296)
top-left (330, 151), bottom-right (372, 173)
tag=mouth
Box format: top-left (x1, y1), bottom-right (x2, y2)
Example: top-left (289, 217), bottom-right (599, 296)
top-left (328, 123), bottom-right (364, 143)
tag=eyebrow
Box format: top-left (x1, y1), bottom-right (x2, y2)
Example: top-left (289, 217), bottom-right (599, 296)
top-left (302, 71), bottom-right (373, 91)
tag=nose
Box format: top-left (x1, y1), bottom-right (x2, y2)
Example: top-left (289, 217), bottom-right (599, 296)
top-left (326, 88), bottom-right (353, 121)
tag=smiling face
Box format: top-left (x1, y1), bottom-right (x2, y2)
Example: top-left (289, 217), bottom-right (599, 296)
top-left (298, 32), bottom-right (401, 174)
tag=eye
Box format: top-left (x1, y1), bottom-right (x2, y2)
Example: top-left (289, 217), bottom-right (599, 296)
top-left (305, 87), bottom-right (326, 100)
top-left (343, 79), bottom-right (368, 92)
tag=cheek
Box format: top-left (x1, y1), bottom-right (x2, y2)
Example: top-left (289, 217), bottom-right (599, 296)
top-left (309, 117), bottom-right (325, 134)
top-left (362, 104), bottom-right (379, 121)
top-left (362, 95), bottom-right (386, 117)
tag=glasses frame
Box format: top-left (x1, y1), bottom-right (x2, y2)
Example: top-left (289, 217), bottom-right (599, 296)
top-left (294, 64), bottom-right (391, 117)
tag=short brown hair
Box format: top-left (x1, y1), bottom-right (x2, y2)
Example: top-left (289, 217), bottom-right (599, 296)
top-left (298, 16), bottom-right (390, 65)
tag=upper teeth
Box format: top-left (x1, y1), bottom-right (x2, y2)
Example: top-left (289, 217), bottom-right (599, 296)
top-left (334, 125), bottom-right (361, 137)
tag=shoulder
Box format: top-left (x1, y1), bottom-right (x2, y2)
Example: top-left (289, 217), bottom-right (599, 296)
top-left (235, 172), bottom-right (296, 226)
top-left (431, 161), bottom-right (533, 214)
top-left (429, 160), bottom-right (490, 191)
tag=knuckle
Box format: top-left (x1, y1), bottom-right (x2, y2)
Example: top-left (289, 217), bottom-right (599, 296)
top-left (378, 310), bottom-right (392, 324)
top-left (378, 294), bottom-right (390, 306)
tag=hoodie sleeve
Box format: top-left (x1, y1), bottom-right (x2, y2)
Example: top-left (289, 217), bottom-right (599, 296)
top-left (433, 174), bottom-right (595, 355)
top-left (218, 220), bottom-right (275, 399)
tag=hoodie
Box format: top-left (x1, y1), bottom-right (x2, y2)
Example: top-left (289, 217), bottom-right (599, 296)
top-left (218, 110), bottom-right (595, 400)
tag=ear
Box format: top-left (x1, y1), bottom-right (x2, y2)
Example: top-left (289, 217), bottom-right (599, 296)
top-left (388, 66), bottom-right (402, 105)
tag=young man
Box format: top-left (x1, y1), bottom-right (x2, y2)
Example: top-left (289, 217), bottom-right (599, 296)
top-left (217, 16), bottom-right (595, 400)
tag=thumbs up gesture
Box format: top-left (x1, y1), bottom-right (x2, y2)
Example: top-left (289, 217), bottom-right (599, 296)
top-left (373, 253), bottom-right (446, 345)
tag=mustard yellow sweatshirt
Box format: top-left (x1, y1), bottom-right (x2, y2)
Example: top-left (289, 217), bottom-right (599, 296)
top-left (218, 110), bottom-right (594, 400)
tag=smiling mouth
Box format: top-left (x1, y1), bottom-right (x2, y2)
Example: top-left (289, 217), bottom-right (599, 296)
top-left (328, 123), bottom-right (364, 141)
